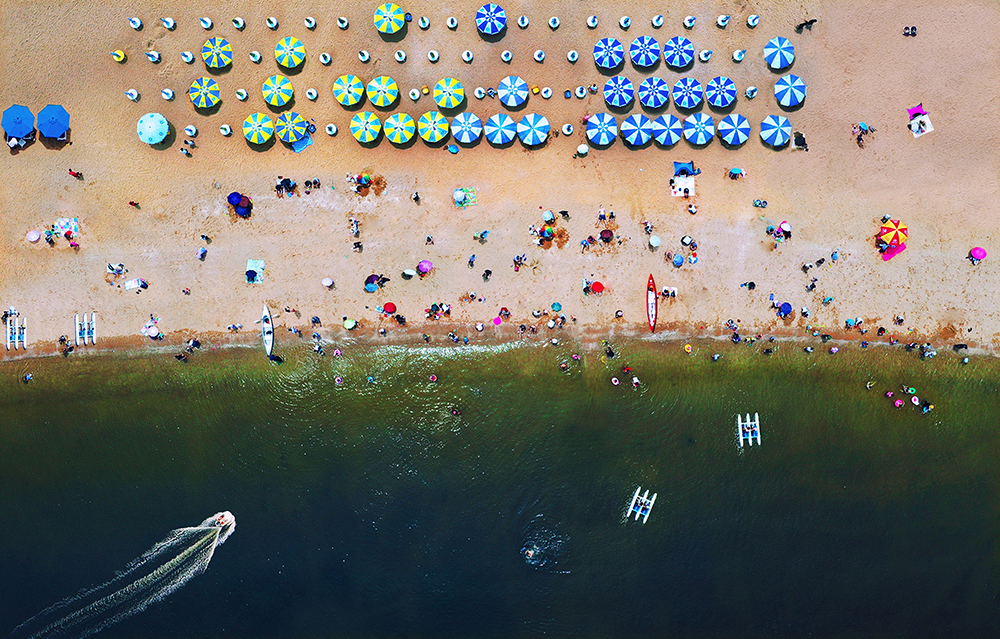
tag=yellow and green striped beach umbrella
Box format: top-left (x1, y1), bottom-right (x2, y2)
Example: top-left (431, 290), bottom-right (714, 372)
top-left (433, 78), bottom-right (465, 109)
top-left (333, 74), bottom-right (364, 106)
top-left (274, 36), bottom-right (306, 68)
top-left (275, 111), bottom-right (307, 143)
top-left (243, 112), bottom-right (275, 144)
top-left (350, 111), bottom-right (382, 143)
top-left (384, 112), bottom-right (416, 144)
top-left (365, 76), bottom-right (399, 108)
top-left (262, 75), bottom-right (294, 107)
top-left (201, 37), bottom-right (233, 68)
top-left (418, 111), bottom-right (449, 143)
top-left (374, 3), bottom-right (405, 34)
top-left (188, 77), bottom-right (221, 108)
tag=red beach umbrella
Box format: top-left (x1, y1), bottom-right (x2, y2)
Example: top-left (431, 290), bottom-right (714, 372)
top-left (879, 220), bottom-right (908, 247)
top-left (384, 302), bottom-right (397, 314)
top-left (592, 281), bottom-right (605, 293)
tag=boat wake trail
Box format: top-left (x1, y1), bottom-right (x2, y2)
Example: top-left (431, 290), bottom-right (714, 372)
top-left (13, 512), bottom-right (235, 639)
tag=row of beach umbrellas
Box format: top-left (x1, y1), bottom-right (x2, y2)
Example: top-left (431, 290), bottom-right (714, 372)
top-left (603, 74), bottom-right (804, 109)
top-left (199, 36), bottom-right (305, 69)
top-left (586, 112), bottom-right (792, 147)
top-left (348, 111), bottom-right (550, 146)
top-left (595, 35), bottom-right (795, 70)
top-left (3, 104), bottom-right (70, 138)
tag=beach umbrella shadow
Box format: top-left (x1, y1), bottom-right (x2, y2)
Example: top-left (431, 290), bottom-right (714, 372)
top-left (478, 30), bottom-right (505, 44)
top-left (265, 98), bottom-right (295, 114)
top-left (378, 22), bottom-right (408, 43)
top-left (205, 64), bottom-right (232, 78)
top-left (39, 130), bottom-right (70, 149)
top-left (357, 132), bottom-right (385, 150)
top-left (246, 136), bottom-right (276, 152)
top-left (778, 100), bottom-right (806, 113)
top-left (150, 123), bottom-right (177, 150)
top-left (195, 102), bottom-right (223, 117)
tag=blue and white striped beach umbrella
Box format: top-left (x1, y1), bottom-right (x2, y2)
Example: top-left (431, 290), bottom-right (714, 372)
top-left (620, 114), bottom-right (652, 146)
top-left (683, 112), bottom-right (715, 145)
top-left (629, 36), bottom-right (660, 67)
top-left (586, 112), bottom-right (618, 145)
top-left (760, 115), bottom-right (792, 146)
top-left (484, 113), bottom-right (517, 145)
top-left (774, 74), bottom-right (807, 107)
top-left (516, 113), bottom-right (550, 146)
top-left (706, 76), bottom-right (737, 108)
top-left (672, 77), bottom-right (704, 110)
top-left (638, 77), bottom-right (670, 109)
top-left (593, 37), bottom-right (625, 69)
top-left (663, 36), bottom-right (694, 68)
top-left (651, 114), bottom-right (683, 146)
top-left (476, 4), bottom-right (507, 35)
top-left (763, 37), bottom-right (795, 70)
top-left (717, 113), bottom-right (751, 145)
top-left (451, 112), bottom-right (483, 144)
top-left (498, 75), bottom-right (529, 108)
top-left (603, 76), bottom-right (635, 108)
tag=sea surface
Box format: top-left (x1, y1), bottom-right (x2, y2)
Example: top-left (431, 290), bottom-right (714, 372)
top-left (1, 339), bottom-right (997, 638)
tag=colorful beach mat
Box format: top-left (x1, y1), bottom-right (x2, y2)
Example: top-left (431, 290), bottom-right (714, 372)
top-left (246, 259), bottom-right (265, 283)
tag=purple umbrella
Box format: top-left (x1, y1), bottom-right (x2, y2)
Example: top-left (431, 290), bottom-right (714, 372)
top-left (365, 274), bottom-right (380, 284)
top-left (417, 260), bottom-right (433, 273)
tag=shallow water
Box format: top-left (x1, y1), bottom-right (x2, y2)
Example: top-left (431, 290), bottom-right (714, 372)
top-left (1, 340), bottom-right (997, 638)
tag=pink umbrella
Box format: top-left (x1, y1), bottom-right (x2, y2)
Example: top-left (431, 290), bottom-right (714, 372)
top-left (970, 247), bottom-right (987, 260)
top-left (493, 316), bottom-right (502, 325)
top-left (417, 260), bottom-right (433, 273)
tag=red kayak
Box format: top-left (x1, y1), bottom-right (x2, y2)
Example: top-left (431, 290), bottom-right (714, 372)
top-left (646, 275), bottom-right (657, 333)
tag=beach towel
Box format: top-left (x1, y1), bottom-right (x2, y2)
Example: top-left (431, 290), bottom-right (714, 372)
top-left (291, 134), bottom-right (313, 153)
top-left (909, 114), bottom-right (933, 138)
top-left (456, 187), bottom-right (477, 209)
top-left (124, 278), bottom-right (148, 290)
top-left (54, 217), bottom-right (79, 237)
top-left (671, 176), bottom-right (695, 197)
top-left (882, 243), bottom-right (906, 261)
top-left (246, 259), bottom-right (265, 283)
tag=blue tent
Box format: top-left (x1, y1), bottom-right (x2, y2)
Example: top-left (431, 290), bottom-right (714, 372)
top-left (37, 104), bottom-right (69, 138)
top-left (593, 37), bottom-right (624, 69)
top-left (673, 161), bottom-right (699, 176)
top-left (475, 4), bottom-right (507, 35)
top-left (2, 104), bottom-right (34, 138)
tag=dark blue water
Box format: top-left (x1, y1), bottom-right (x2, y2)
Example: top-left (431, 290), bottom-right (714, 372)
top-left (1, 342), bottom-right (997, 638)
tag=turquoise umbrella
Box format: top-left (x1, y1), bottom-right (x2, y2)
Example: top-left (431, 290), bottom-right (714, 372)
top-left (136, 112), bottom-right (169, 144)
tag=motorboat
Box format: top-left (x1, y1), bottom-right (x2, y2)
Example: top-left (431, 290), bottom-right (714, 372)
top-left (261, 304), bottom-right (274, 356)
top-left (646, 274), bottom-right (657, 333)
top-left (626, 486), bottom-right (657, 524)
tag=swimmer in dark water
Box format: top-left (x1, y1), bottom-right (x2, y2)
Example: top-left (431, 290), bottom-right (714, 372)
top-left (451, 408), bottom-right (461, 415)
top-left (605, 347), bottom-right (615, 358)
top-left (712, 354), bottom-right (721, 361)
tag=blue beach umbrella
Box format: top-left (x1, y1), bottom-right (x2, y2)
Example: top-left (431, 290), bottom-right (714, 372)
top-left (620, 113), bottom-right (652, 146)
top-left (774, 74), bottom-right (807, 107)
top-left (383, 112), bottom-right (415, 144)
top-left (366, 76), bottom-right (400, 108)
top-left (136, 112), bottom-right (169, 144)
top-left (706, 76), bottom-right (737, 108)
top-left (484, 113), bottom-right (516, 144)
top-left (498, 75), bottom-right (529, 108)
top-left (433, 77), bottom-right (465, 109)
top-left (603, 76), bottom-right (635, 108)
top-left (333, 75), bottom-right (365, 107)
top-left (629, 36), bottom-right (660, 67)
top-left (451, 112), bottom-right (483, 144)
top-left (593, 37), bottom-right (624, 69)
top-left (683, 112), bottom-right (715, 145)
top-left (760, 115), bottom-right (792, 146)
top-left (586, 112), bottom-right (617, 145)
top-left (418, 111), bottom-right (450, 143)
top-left (3, 105), bottom-right (34, 138)
top-left (274, 36), bottom-right (306, 68)
top-left (201, 37), bottom-right (232, 68)
top-left (374, 3), bottom-right (406, 34)
top-left (351, 111), bottom-right (382, 143)
top-left (276, 112), bottom-right (308, 143)
top-left (37, 104), bottom-right (69, 138)
top-left (717, 113), bottom-right (751, 145)
top-left (261, 75), bottom-right (293, 107)
top-left (763, 37), bottom-right (795, 70)
top-left (476, 4), bottom-right (507, 35)
top-left (672, 77), bottom-right (704, 110)
top-left (663, 36), bottom-right (694, 68)
top-left (651, 114), bottom-right (683, 146)
top-left (242, 113), bottom-right (274, 144)
top-left (516, 113), bottom-right (550, 146)
top-left (638, 77), bottom-right (670, 109)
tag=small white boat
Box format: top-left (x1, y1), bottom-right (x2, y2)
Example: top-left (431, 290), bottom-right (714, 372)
top-left (87, 312), bottom-right (96, 345)
top-left (626, 486), bottom-right (657, 524)
top-left (18, 317), bottom-right (26, 349)
top-left (74, 313), bottom-right (82, 346)
top-left (261, 304), bottom-right (274, 357)
top-left (737, 412), bottom-right (761, 447)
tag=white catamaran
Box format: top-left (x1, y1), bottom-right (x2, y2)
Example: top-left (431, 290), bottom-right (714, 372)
top-left (626, 486), bottom-right (657, 524)
top-left (737, 412), bottom-right (761, 447)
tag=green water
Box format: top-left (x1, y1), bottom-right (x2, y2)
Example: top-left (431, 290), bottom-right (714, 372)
top-left (0, 340), bottom-right (997, 637)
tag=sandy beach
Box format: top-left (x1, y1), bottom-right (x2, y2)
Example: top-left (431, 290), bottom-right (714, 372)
top-left (2, 0), bottom-right (1000, 361)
